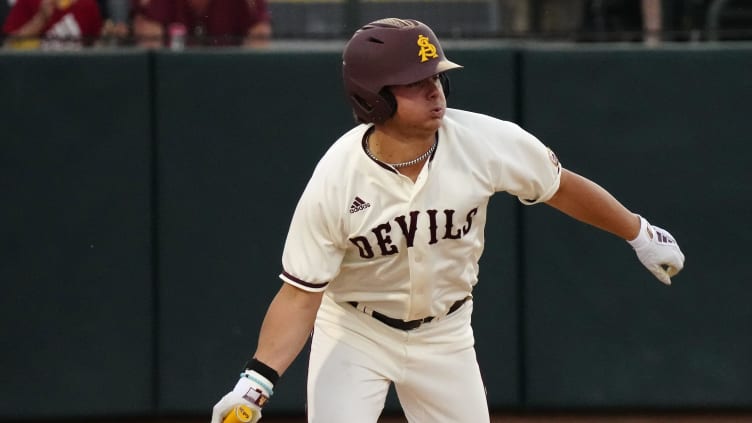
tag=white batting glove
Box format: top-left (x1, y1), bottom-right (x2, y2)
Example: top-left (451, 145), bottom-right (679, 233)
top-left (627, 216), bottom-right (685, 285)
top-left (210, 371), bottom-right (273, 423)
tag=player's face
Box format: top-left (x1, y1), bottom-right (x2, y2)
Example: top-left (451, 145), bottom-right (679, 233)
top-left (388, 74), bottom-right (446, 134)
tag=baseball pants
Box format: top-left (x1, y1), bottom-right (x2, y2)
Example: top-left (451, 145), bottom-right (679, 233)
top-left (306, 294), bottom-right (490, 423)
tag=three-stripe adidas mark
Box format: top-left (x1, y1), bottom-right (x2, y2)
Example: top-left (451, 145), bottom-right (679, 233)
top-left (349, 196), bottom-right (371, 213)
top-left (656, 231), bottom-right (674, 244)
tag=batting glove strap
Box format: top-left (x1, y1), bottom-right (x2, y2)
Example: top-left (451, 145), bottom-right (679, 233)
top-left (236, 370), bottom-right (273, 407)
top-left (627, 215), bottom-right (685, 285)
top-left (210, 371), bottom-right (273, 423)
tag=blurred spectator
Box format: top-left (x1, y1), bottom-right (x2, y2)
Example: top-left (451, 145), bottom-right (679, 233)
top-left (2, 0), bottom-right (102, 49)
top-left (641, 0), bottom-right (662, 45)
top-left (131, 0), bottom-right (271, 48)
top-left (98, 0), bottom-right (130, 45)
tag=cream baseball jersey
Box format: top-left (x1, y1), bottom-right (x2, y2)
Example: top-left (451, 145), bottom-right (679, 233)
top-left (279, 108), bottom-right (561, 320)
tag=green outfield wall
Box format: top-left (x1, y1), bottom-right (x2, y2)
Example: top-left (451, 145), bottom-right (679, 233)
top-left (1, 44), bottom-right (750, 420)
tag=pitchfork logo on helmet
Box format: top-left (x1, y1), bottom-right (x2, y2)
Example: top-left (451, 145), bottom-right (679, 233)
top-left (417, 35), bottom-right (439, 62)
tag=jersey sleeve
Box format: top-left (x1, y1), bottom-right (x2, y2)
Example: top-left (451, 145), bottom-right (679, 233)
top-left (279, 166), bottom-right (346, 292)
top-left (491, 123), bottom-right (562, 205)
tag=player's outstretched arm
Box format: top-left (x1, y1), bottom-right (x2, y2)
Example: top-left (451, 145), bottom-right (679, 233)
top-left (210, 283), bottom-right (323, 423)
top-left (545, 168), bottom-right (685, 285)
top-left (545, 169), bottom-right (640, 239)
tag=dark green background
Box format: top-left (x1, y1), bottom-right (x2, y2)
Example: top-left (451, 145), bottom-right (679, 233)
top-left (1, 44), bottom-right (749, 420)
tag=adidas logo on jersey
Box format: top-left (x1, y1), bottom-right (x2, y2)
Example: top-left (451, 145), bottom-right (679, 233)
top-left (349, 196), bottom-right (371, 213)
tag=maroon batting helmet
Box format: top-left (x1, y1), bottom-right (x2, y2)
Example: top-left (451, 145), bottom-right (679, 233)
top-left (342, 18), bottom-right (463, 124)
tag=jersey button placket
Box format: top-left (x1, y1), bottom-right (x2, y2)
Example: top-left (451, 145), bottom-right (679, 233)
top-left (405, 184), bottom-right (430, 320)
top-left (406, 244), bottom-right (430, 320)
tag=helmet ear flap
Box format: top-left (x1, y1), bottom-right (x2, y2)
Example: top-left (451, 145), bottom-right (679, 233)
top-left (378, 87), bottom-right (397, 121)
top-left (346, 78), bottom-right (396, 123)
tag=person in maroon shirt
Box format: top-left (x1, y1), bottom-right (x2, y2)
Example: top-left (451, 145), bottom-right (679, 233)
top-left (131, 0), bottom-right (271, 48)
top-left (2, 0), bottom-right (102, 49)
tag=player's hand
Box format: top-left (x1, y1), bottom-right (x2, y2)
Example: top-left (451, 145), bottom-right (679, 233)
top-left (210, 371), bottom-right (272, 423)
top-left (627, 216), bottom-right (685, 285)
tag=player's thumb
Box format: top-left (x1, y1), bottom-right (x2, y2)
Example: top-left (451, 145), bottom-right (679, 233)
top-left (652, 265), bottom-right (672, 286)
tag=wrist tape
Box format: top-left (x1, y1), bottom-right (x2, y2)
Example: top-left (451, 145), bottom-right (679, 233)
top-left (233, 358), bottom-right (279, 409)
top-left (244, 358), bottom-right (280, 386)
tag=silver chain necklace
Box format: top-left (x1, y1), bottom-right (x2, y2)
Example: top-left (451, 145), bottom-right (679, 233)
top-left (365, 134), bottom-right (437, 169)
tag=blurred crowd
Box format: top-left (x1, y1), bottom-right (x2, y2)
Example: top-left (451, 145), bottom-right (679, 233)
top-left (0, 0), bottom-right (750, 50)
top-left (0, 0), bottom-right (271, 49)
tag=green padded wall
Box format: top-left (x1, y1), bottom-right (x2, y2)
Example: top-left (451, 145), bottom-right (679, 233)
top-left (520, 45), bottom-right (752, 408)
top-left (0, 52), bottom-right (154, 418)
top-left (153, 48), bottom-right (352, 415)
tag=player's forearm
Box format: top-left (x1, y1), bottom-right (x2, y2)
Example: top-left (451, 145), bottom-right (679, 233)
top-left (253, 283), bottom-right (323, 376)
top-left (545, 168), bottom-right (640, 241)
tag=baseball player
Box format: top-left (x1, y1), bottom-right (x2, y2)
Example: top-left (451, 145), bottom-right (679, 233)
top-left (210, 18), bottom-right (685, 423)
